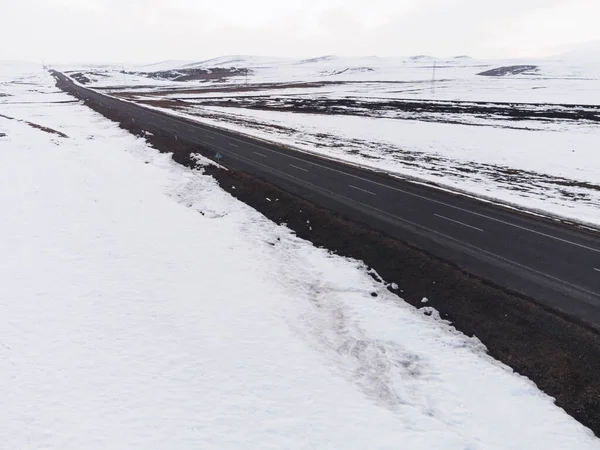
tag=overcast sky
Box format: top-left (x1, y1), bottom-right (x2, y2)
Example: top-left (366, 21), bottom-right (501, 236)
top-left (1, 0), bottom-right (599, 63)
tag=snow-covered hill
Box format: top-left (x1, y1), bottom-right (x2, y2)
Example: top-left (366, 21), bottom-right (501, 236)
top-left (64, 51), bottom-right (600, 104)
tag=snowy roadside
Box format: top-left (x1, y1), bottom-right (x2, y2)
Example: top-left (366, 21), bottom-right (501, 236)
top-left (1, 66), bottom-right (599, 448)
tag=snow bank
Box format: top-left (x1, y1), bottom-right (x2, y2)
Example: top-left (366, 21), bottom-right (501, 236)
top-left (1, 68), bottom-right (599, 449)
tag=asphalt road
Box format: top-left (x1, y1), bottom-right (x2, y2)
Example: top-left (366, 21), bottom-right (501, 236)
top-left (53, 71), bottom-right (600, 329)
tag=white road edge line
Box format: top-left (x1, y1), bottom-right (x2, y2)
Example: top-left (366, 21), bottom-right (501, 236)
top-left (434, 214), bottom-right (484, 232)
top-left (254, 152), bottom-right (267, 158)
top-left (595, 268), bottom-right (600, 273)
top-left (349, 184), bottom-right (377, 196)
top-left (289, 164), bottom-right (309, 172)
top-left (228, 142), bottom-right (238, 147)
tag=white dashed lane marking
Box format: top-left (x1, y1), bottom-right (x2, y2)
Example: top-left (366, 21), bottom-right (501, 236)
top-left (434, 214), bottom-right (484, 232)
top-left (349, 184), bottom-right (377, 196)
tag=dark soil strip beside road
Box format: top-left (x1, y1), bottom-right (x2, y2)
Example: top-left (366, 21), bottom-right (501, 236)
top-left (60, 82), bottom-right (600, 436)
top-left (26, 122), bottom-right (68, 138)
top-left (0, 113), bottom-right (68, 138)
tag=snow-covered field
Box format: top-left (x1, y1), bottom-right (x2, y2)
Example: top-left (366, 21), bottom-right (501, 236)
top-left (61, 52), bottom-right (600, 104)
top-left (61, 52), bottom-right (600, 227)
top-left (2, 64), bottom-right (600, 448)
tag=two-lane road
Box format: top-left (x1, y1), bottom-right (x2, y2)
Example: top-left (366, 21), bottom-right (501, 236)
top-left (53, 71), bottom-right (600, 329)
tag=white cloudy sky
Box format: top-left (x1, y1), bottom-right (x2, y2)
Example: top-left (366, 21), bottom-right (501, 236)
top-left (1, 0), bottom-right (599, 63)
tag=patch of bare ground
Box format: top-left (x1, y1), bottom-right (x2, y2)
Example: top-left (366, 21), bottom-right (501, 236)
top-left (0, 100), bottom-right (79, 105)
top-left (27, 122), bottom-right (68, 138)
top-left (478, 65), bottom-right (540, 76)
top-left (68, 72), bottom-right (91, 84)
top-left (124, 67), bottom-right (251, 83)
top-left (0, 113), bottom-right (68, 138)
top-left (162, 95), bottom-right (600, 124)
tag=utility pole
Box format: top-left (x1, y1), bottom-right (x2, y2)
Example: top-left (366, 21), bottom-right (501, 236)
top-left (431, 59), bottom-right (437, 95)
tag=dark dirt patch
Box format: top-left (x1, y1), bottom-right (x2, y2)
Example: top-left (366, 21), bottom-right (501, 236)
top-left (162, 95), bottom-right (600, 124)
top-left (478, 65), bottom-right (540, 77)
top-left (55, 75), bottom-right (600, 436)
top-left (125, 67), bottom-right (251, 83)
top-left (0, 100), bottom-right (79, 105)
top-left (320, 67), bottom-right (375, 76)
top-left (0, 132), bottom-right (6, 137)
top-left (69, 72), bottom-right (91, 84)
top-left (27, 122), bottom-right (68, 138)
top-left (0, 113), bottom-right (68, 138)
top-left (108, 79), bottom-right (431, 97)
